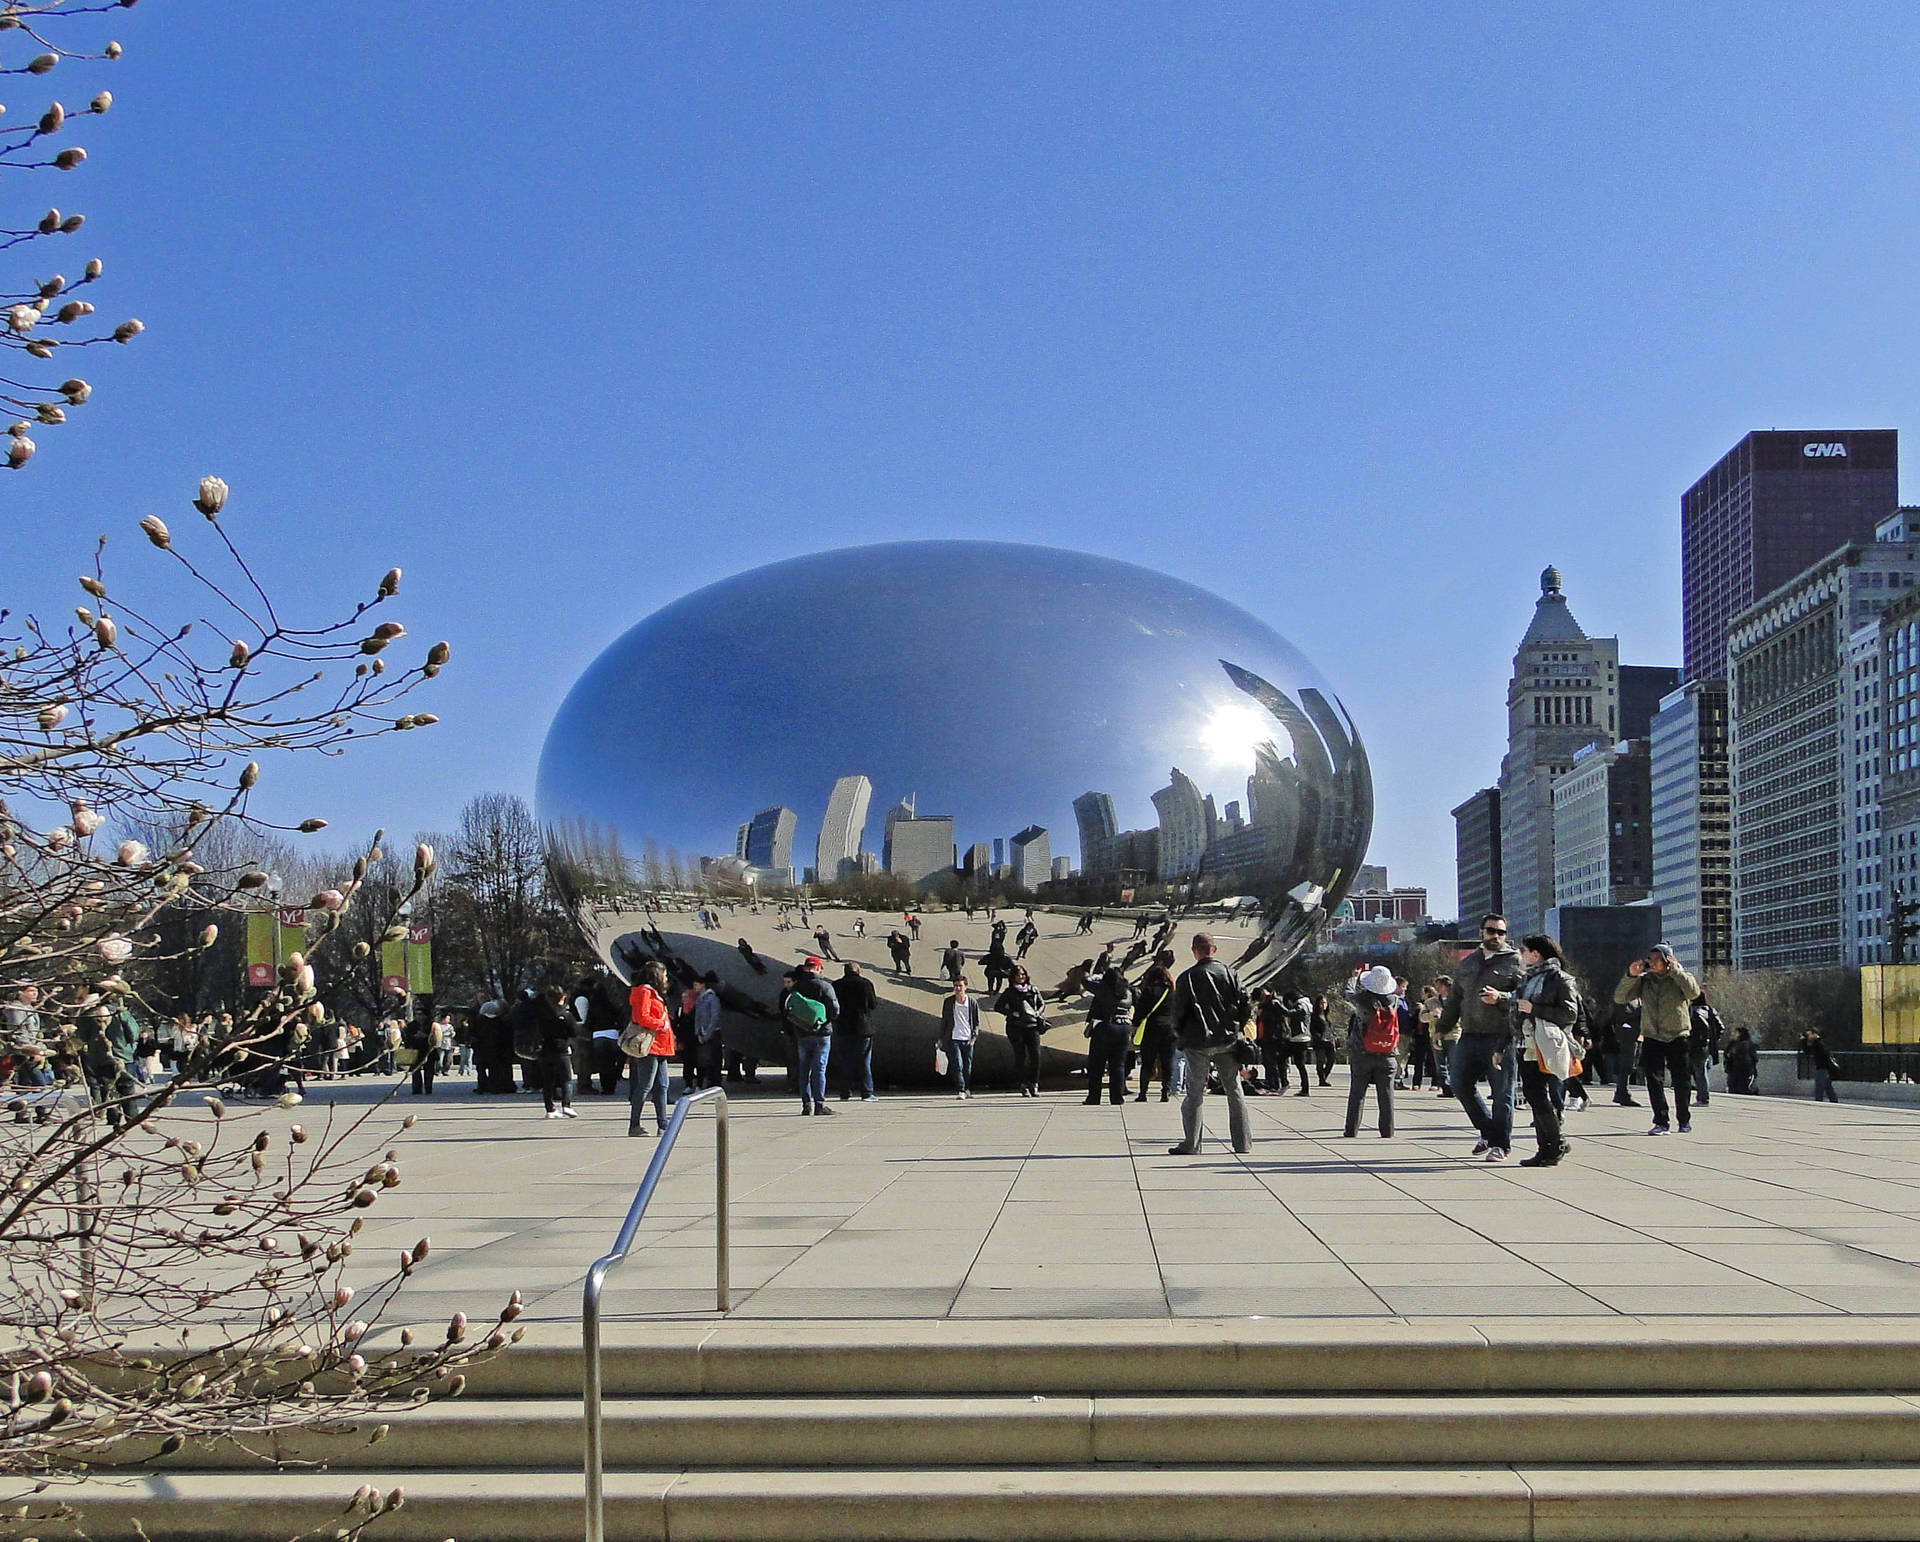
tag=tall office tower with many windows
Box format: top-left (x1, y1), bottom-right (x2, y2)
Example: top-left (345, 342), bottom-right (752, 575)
top-left (1552, 739), bottom-right (1653, 910)
top-left (1682, 430), bottom-right (1898, 683)
top-left (1452, 787), bottom-right (1501, 923)
top-left (1010, 825), bottom-right (1051, 892)
top-left (744, 805), bottom-right (796, 872)
top-left (1498, 567), bottom-right (1620, 936)
top-left (1729, 526), bottom-right (1918, 969)
top-left (1649, 681), bottom-right (1731, 975)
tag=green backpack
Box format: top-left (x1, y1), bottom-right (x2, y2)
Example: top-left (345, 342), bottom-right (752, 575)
top-left (783, 990), bottom-right (829, 1033)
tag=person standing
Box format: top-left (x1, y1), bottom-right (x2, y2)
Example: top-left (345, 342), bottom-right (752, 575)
top-left (940, 976), bottom-right (980, 1099)
top-left (1015, 919), bottom-right (1040, 960)
top-left (1166, 933), bottom-right (1253, 1156)
top-left (589, 997), bottom-right (625, 1096)
top-left (1132, 951), bottom-right (1178, 1103)
top-left (533, 984), bottom-right (580, 1120)
top-left (941, 938), bottom-right (966, 984)
top-left (780, 958), bottom-right (839, 1116)
top-left (623, 961), bottom-right (676, 1136)
top-left (1342, 965), bottom-right (1399, 1138)
top-left (1082, 958), bottom-right (1134, 1105)
top-left (995, 965), bottom-right (1048, 1097)
top-left (1254, 988), bottom-right (1288, 1093)
top-left (832, 961), bottom-right (878, 1101)
top-left (1803, 1029), bottom-right (1840, 1103)
top-left (1309, 993), bottom-right (1336, 1088)
top-left (1689, 989), bottom-right (1726, 1107)
top-left (813, 923), bottom-right (841, 964)
top-left (1279, 984), bottom-right (1314, 1097)
top-left (887, 930), bottom-right (913, 974)
top-left (1613, 943), bottom-right (1702, 1135)
top-left (692, 972), bottom-right (724, 1091)
top-left (406, 1013), bottom-right (440, 1096)
top-left (1436, 914), bottom-right (1525, 1162)
top-left (1409, 986), bottom-right (1439, 1090)
top-left (1724, 1027), bottom-right (1758, 1094)
top-left (1488, 934), bottom-right (1578, 1167)
top-left (1430, 978), bottom-right (1458, 1096)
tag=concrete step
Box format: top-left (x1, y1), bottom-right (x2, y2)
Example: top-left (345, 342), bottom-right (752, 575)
top-left (53, 1464), bottom-right (1920, 1541)
top-left (454, 1316), bottom-right (1920, 1397)
top-left (149, 1392), bottom-right (1920, 1471)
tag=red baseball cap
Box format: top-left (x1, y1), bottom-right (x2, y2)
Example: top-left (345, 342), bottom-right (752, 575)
top-left (804, 955), bottom-right (823, 969)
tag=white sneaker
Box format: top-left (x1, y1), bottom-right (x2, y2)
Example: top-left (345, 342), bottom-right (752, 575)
top-left (545, 1110), bottom-right (563, 1119)
top-left (560, 1107), bottom-right (579, 1119)
top-left (956, 1091), bottom-right (966, 1099)
top-left (1483, 1147), bottom-right (1508, 1163)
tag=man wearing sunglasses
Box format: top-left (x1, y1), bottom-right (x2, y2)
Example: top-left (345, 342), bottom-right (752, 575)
top-left (1434, 913), bottom-right (1525, 1162)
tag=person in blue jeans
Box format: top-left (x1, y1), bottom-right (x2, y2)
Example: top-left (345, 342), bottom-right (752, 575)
top-left (780, 958), bottom-right (840, 1116)
top-left (1435, 914), bottom-right (1524, 1162)
top-left (940, 977), bottom-right (980, 1099)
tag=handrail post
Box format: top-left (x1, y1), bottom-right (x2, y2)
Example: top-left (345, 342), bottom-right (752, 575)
top-left (583, 1087), bottom-right (729, 1542)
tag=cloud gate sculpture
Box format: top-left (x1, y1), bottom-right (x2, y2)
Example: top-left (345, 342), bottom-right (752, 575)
top-left (535, 541), bottom-right (1371, 1088)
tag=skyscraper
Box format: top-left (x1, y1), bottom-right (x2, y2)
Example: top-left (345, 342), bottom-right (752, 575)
top-left (1729, 530), bottom-right (1919, 969)
top-left (1452, 787), bottom-right (1501, 922)
top-left (1073, 791), bottom-right (1119, 876)
top-left (1551, 739), bottom-right (1652, 909)
top-left (1152, 767), bottom-right (1210, 879)
top-left (885, 813), bottom-right (956, 888)
top-left (1010, 825), bottom-right (1050, 891)
top-left (814, 775), bottom-right (872, 882)
top-left (744, 806), bottom-right (796, 871)
top-left (1682, 430), bottom-right (1898, 683)
top-left (1649, 681), bottom-right (1730, 975)
top-left (1497, 567), bottom-right (1620, 936)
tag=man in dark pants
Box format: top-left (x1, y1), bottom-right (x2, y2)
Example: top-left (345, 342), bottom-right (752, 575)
top-left (1435, 914), bottom-right (1524, 1162)
top-left (1082, 960), bottom-right (1134, 1105)
top-left (1614, 943), bottom-right (1701, 1135)
top-left (832, 961), bottom-right (878, 1101)
top-left (1167, 933), bottom-right (1253, 1156)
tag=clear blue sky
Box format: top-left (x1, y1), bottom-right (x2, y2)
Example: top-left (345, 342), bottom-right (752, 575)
top-left (8, 1), bottom-right (1920, 912)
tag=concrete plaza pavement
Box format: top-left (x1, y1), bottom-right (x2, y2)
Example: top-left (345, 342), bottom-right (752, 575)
top-left (336, 1067), bottom-right (1920, 1329)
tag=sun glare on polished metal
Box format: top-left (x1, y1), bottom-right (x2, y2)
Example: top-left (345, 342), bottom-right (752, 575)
top-left (536, 541), bottom-right (1371, 1082)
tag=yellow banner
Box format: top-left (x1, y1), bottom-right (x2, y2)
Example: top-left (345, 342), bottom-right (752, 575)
top-left (1862, 964), bottom-right (1920, 1044)
top-left (245, 911), bottom-right (277, 989)
top-left (405, 924), bottom-right (432, 994)
top-left (381, 938), bottom-right (406, 999)
top-left (276, 904), bottom-right (306, 969)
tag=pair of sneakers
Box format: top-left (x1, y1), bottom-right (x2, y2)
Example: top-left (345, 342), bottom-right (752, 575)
top-left (1648, 1121), bottom-right (1692, 1135)
top-left (545, 1107), bottom-right (578, 1120)
top-left (1470, 1140), bottom-right (1508, 1164)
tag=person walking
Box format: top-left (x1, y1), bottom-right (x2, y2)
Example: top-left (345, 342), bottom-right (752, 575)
top-left (941, 939), bottom-right (966, 984)
top-left (533, 984), bottom-right (580, 1120)
top-left (1803, 1029), bottom-right (1840, 1102)
top-left (623, 961), bottom-right (676, 1136)
top-left (940, 976), bottom-right (980, 1098)
top-left (1689, 989), bottom-right (1726, 1107)
top-left (812, 923), bottom-right (841, 963)
top-left (1342, 965), bottom-right (1398, 1138)
top-left (1309, 993), bottom-right (1336, 1087)
top-left (780, 958), bottom-right (839, 1116)
top-left (1490, 934), bottom-right (1578, 1167)
top-left (995, 964), bottom-right (1048, 1096)
top-left (1436, 913), bottom-right (1525, 1162)
top-left (1132, 951), bottom-right (1178, 1102)
top-left (832, 961), bottom-right (878, 1101)
top-left (1166, 932), bottom-right (1253, 1156)
top-left (888, 929), bottom-right (913, 974)
top-left (1082, 957), bottom-right (1134, 1105)
top-left (1613, 943), bottom-right (1702, 1135)
top-left (1015, 919), bottom-right (1040, 960)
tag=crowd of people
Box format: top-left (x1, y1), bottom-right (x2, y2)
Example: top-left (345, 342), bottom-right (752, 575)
top-left (0, 904), bottom-right (1848, 1149)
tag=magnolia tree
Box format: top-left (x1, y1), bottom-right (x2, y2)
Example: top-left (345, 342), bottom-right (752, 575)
top-left (0, 479), bottom-right (520, 1539)
top-left (0, 0), bottom-right (146, 472)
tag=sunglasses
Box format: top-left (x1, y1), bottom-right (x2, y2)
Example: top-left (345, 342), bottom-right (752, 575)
top-left (1482, 927), bottom-right (1507, 935)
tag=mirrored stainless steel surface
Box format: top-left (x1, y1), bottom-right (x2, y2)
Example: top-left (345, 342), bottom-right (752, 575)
top-left (536, 541), bottom-right (1370, 1083)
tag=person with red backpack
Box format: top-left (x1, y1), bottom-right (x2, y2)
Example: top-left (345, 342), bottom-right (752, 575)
top-left (1342, 965), bottom-right (1399, 1138)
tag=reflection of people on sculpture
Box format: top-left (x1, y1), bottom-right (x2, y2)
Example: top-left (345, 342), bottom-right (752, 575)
top-left (1015, 920), bottom-right (1039, 959)
top-left (813, 923), bottom-right (841, 963)
top-left (887, 930), bottom-right (912, 974)
top-left (1120, 938), bottom-right (1150, 973)
top-left (1076, 910), bottom-right (1096, 935)
top-left (980, 937), bottom-right (1014, 993)
top-left (1132, 913), bottom-right (1150, 939)
top-left (736, 938), bottom-right (768, 974)
top-left (941, 939), bottom-right (966, 984)
top-left (1055, 958), bottom-right (1093, 1003)
top-left (995, 965), bottom-right (1047, 1097)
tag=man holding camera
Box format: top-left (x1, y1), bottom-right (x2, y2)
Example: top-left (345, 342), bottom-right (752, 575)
top-left (1613, 943), bottom-right (1701, 1135)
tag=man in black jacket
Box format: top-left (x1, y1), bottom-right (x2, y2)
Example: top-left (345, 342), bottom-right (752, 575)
top-left (1167, 932), bottom-right (1253, 1156)
top-left (831, 961), bottom-right (879, 1102)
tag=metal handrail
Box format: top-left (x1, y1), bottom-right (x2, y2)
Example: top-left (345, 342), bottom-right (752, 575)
top-left (582, 1087), bottom-right (730, 1542)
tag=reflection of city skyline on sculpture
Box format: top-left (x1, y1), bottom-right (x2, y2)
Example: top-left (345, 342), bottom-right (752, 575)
top-left (537, 540), bottom-right (1372, 985)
